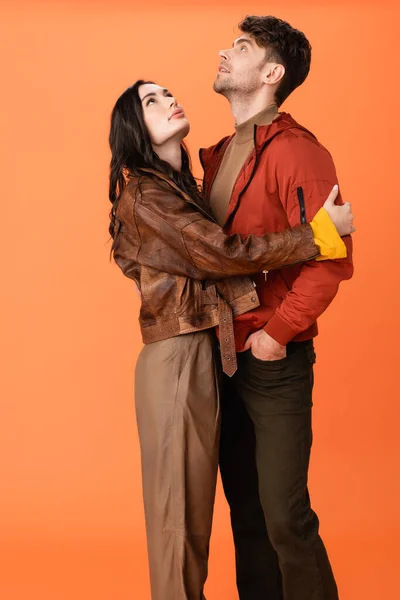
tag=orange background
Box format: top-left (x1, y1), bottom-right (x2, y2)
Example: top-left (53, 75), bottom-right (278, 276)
top-left (1, 0), bottom-right (399, 598)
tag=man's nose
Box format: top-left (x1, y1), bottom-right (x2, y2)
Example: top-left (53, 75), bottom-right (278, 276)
top-left (219, 49), bottom-right (229, 60)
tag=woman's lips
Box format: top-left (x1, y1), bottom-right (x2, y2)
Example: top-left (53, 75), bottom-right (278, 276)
top-left (169, 109), bottom-right (185, 120)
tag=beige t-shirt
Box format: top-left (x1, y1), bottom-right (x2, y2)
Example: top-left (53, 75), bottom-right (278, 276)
top-left (209, 105), bottom-right (279, 227)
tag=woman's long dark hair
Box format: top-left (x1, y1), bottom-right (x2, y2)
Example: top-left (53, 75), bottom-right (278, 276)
top-left (108, 80), bottom-right (202, 243)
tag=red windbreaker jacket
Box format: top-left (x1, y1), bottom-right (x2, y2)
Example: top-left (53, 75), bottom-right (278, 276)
top-left (200, 113), bottom-right (354, 349)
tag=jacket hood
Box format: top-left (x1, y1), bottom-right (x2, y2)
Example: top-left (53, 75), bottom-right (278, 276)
top-left (200, 112), bottom-right (317, 166)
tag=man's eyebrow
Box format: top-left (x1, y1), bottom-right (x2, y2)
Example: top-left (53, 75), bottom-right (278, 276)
top-left (141, 88), bottom-right (170, 102)
top-left (232, 38), bottom-right (252, 48)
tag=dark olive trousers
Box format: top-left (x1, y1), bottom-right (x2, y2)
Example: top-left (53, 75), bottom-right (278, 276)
top-left (219, 340), bottom-right (338, 600)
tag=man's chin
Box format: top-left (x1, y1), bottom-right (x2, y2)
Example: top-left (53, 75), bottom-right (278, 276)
top-left (213, 80), bottom-right (227, 94)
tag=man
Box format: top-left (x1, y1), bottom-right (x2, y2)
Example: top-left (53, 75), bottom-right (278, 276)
top-left (200, 15), bottom-right (354, 600)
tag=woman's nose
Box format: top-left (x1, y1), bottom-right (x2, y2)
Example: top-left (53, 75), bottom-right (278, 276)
top-left (169, 97), bottom-right (178, 108)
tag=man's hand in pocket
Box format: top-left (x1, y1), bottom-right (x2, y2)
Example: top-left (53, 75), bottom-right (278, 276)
top-left (243, 329), bottom-right (286, 361)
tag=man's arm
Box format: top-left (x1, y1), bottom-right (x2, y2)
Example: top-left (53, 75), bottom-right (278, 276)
top-left (250, 135), bottom-right (354, 357)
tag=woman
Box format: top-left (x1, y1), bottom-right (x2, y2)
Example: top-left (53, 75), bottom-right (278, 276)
top-left (108, 80), bottom-right (353, 600)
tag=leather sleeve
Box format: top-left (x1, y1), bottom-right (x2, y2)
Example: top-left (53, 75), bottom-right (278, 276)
top-left (127, 181), bottom-right (319, 280)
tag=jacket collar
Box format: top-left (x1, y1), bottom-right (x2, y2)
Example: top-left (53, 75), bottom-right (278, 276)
top-left (234, 104), bottom-right (279, 144)
top-left (200, 112), bottom-right (317, 168)
top-left (128, 167), bottom-right (216, 223)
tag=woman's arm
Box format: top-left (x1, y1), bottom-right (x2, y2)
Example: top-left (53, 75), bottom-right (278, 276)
top-left (117, 181), bottom-right (347, 280)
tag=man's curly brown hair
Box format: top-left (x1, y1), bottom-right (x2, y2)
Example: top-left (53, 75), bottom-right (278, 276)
top-left (239, 15), bottom-right (312, 106)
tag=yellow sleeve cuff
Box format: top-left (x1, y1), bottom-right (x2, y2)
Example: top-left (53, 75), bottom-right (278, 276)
top-left (310, 207), bottom-right (347, 261)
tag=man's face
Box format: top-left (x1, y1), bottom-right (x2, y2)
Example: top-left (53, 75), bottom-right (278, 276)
top-left (213, 34), bottom-right (267, 96)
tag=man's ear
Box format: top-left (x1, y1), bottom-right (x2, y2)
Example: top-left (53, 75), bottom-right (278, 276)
top-left (263, 63), bottom-right (285, 86)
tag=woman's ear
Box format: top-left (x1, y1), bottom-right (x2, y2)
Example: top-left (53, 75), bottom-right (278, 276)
top-left (122, 167), bottom-right (131, 183)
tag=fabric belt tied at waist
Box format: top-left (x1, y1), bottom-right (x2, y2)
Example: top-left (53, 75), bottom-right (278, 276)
top-left (217, 295), bottom-right (237, 377)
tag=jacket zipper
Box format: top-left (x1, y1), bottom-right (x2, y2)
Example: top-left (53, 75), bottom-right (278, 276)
top-left (232, 127), bottom-right (263, 286)
top-left (282, 184), bottom-right (318, 267)
top-left (297, 187), bottom-right (307, 224)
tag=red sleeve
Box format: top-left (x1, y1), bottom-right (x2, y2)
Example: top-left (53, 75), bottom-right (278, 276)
top-left (263, 133), bottom-right (354, 345)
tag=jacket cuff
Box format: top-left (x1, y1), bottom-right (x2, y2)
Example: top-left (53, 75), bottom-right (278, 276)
top-left (264, 313), bottom-right (298, 346)
top-left (310, 207), bottom-right (347, 261)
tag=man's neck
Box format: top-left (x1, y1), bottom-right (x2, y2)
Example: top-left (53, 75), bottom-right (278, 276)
top-left (229, 94), bottom-right (278, 126)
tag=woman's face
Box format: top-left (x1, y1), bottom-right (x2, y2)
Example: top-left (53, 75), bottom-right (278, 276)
top-left (139, 83), bottom-right (190, 148)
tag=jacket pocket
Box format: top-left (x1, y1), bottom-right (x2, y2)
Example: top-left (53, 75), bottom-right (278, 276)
top-left (297, 187), bottom-right (307, 224)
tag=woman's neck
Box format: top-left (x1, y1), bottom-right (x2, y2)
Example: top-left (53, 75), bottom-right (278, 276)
top-left (153, 139), bottom-right (182, 172)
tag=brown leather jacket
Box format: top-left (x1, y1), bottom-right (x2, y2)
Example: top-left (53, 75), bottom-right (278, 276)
top-left (112, 169), bottom-right (318, 375)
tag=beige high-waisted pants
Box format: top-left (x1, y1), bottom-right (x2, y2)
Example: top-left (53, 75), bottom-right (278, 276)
top-left (135, 331), bottom-right (221, 600)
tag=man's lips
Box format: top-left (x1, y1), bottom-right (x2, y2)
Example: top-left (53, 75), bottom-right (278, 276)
top-left (218, 65), bottom-right (230, 73)
top-left (169, 108), bottom-right (185, 120)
